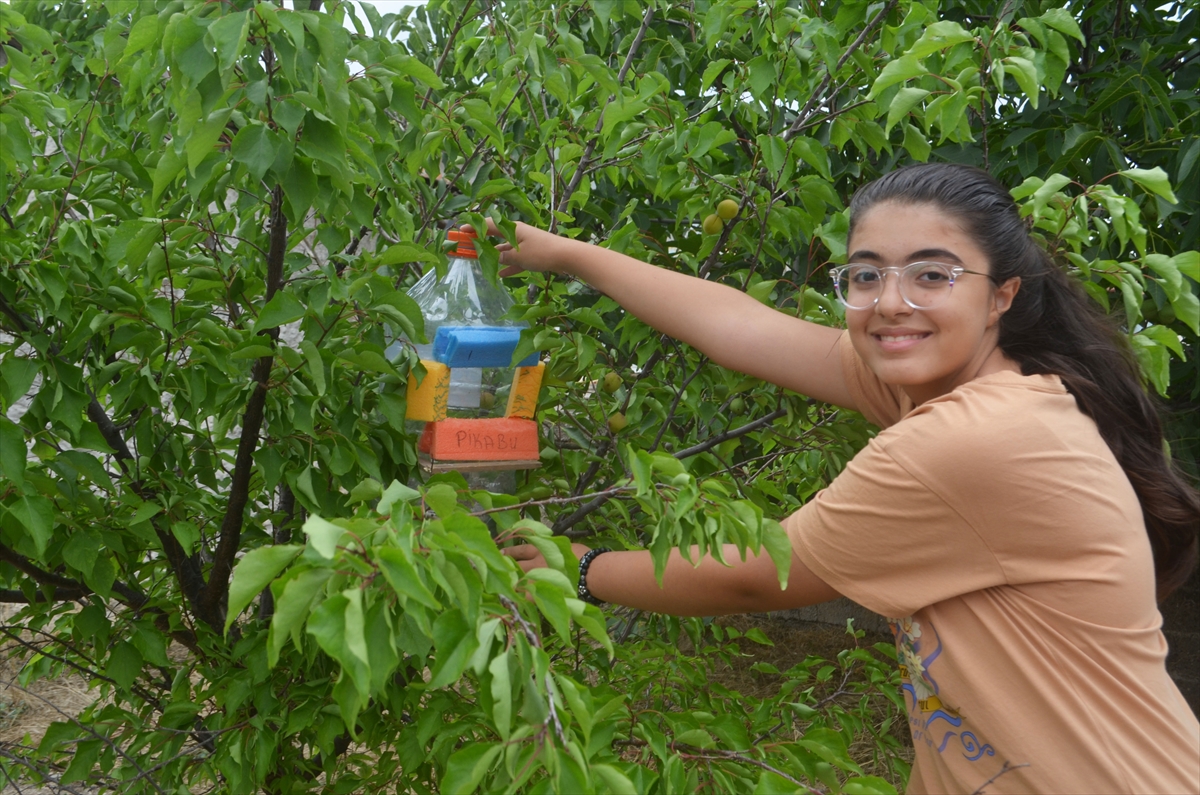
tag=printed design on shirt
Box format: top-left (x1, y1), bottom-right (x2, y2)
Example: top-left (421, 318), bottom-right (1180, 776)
top-left (892, 616), bottom-right (996, 763)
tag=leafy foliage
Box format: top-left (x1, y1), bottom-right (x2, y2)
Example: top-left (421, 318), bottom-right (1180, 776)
top-left (0, 0), bottom-right (1194, 791)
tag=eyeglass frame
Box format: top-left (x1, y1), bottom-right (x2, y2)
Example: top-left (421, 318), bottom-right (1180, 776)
top-left (829, 261), bottom-right (999, 310)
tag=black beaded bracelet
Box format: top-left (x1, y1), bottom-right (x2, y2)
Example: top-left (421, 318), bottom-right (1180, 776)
top-left (577, 547), bottom-right (611, 606)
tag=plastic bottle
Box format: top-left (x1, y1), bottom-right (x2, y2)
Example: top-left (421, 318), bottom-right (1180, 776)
top-left (387, 229), bottom-right (525, 414)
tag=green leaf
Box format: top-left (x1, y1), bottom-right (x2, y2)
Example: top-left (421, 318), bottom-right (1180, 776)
top-left (231, 123), bottom-right (278, 181)
top-left (268, 567), bottom-right (332, 666)
top-left (428, 609), bottom-right (477, 689)
top-left (1174, 251), bottom-right (1199, 283)
top-left (62, 531), bottom-right (101, 577)
top-left (885, 87), bottom-right (930, 133)
top-left (377, 547), bottom-right (441, 609)
top-left (1119, 167), bottom-right (1178, 204)
top-left (151, 147), bottom-right (186, 205)
top-left (123, 15), bottom-right (159, 59)
top-left (224, 545), bottom-right (304, 634)
top-left (674, 728), bottom-right (715, 749)
top-left (8, 494), bottom-right (53, 557)
top-left (303, 515), bottom-right (345, 559)
top-left (0, 417), bottom-right (26, 489)
top-left (440, 742), bottom-right (502, 795)
top-left (104, 640), bottom-right (142, 691)
top-left (256, 291), bottom-right (305, 331)
top-left (1171, 290), bottom-right (1200, 335)
top-left (0, 356), bottom-right (38, 409)
top-left (869, 55), bottom-right (925, 98)
top-left (378, 480), bottom-right (420, 515)
top-left (908, 21), bottom-right (976, 58)
top-left (187, 109), bottom-right (233, 174)
top-left (746, 55), bottom-right (777, 100)
top-left (1002, 56), bottom-right (1041, 108)
top-left (700, 58), bottom-right (731, 91)
top-left (1144, 254), bottom-right (1183, 302)
top-left (208, 11), bottom-right (249, 73)
top-left (298, 114), bottom-right (348, 174)
top-left (1031, 173), bottom-right (1072, 216)
top-left (761, 519), bottom-right (793, 590)
top-left (423, 483), bottom-right (458, 518)
top-left (746, 280), bottom-right (778, 305)
top-left (1041, 7), bottom-right (1086, 43)
top-left (593, 764), bottom-right (638, 795)
top-left (791, 136), bottom-right (831, 180)
top-left (341, 587), bottom-right (370, 693)
top-left (300, 339), bottom-right (326, 395)
top-left (60, 738), bottom-right (102, 785)
top-left (488, 650), bottom-right (512, 739)
top-left (377, 243), bottom-right (437, 265)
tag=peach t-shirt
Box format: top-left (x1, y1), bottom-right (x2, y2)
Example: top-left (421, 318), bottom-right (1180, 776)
top-left (786, 332), bottom-right (1200, 794)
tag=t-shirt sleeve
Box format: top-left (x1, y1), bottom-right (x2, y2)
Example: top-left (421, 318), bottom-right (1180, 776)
top-left (838, 331), bottom-right (912, 428)
top-left (786, 435), bottom-right (1006, 618)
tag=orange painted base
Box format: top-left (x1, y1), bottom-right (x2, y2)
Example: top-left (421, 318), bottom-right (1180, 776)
top-left (418, 418), bottom-right (539, 462)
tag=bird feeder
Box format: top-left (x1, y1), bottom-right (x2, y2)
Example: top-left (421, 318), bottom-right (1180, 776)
top-left (402, 229), bottom-right (545, 474)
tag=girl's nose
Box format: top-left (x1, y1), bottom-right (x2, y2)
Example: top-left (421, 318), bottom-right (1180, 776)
top-left (874, 270), bottom-right (912, 316)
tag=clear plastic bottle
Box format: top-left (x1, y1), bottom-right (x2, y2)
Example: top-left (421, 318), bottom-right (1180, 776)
top-left (387, 229), bottom-right (526, 416)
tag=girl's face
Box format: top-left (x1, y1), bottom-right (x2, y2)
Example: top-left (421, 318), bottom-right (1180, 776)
top-left (844, 202), bottom-right (1021, 404)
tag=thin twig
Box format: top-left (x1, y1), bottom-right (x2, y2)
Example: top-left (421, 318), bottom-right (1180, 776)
top-left (472, 486), bottom-right (633, 517)
top-left (673, 408), bottom-right (787, 459)
top-left (783, 0), bottom-right (899, 140)
top-left (555, 5), bottom-right (656, 218)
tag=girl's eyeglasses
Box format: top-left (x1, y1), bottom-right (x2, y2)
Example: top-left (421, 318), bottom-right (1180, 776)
top-left (830, 262), bottom-right (996, 310)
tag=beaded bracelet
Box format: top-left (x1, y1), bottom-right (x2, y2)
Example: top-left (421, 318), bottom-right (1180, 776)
top-left (577, 547), bottom-right (611, 606)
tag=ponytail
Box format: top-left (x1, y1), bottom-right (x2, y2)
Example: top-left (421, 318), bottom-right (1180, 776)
top-left (849, 163), bottom-right (1199, 601)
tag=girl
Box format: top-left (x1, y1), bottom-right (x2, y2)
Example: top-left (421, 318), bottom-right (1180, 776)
top-left (493, 164), bottom-right (1200, 793)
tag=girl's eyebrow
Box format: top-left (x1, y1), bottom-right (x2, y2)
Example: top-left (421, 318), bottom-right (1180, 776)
top-left (848, 247), bottom-right (965, 264)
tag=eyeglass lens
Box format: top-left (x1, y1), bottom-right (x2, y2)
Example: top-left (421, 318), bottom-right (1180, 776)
top-left (835, 263), bottom-right (957, 309)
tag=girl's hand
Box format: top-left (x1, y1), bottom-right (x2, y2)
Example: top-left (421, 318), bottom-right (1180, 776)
top-left (502, 542), bottom-right (593, 573)
top-left (462, 219), bottom-right (576, 277)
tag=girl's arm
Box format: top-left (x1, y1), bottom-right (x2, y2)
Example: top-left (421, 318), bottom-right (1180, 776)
top-left (487, 221), bottom-right (856, 410)
top-left (506, 543), bottom-right (840, 617)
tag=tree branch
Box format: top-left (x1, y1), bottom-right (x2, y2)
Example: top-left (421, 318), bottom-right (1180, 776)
top-left (202, 185), bottom-right (288, 628)
top-left (555, 5), bottom-right (655, 217)
top-left (0, 542), bottom-right (145, 607)
top-left (648, 358), bottom-right (706, 453)
top-left (673, 408), bottom-right (787, 460)
top-left (783, 0), bottom-right (898, 140)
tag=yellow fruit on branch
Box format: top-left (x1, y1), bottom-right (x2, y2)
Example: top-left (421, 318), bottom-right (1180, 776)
top-left (607, 412), bottom-right (629, 433)
top-left (716, 199), bottom-right (739, 220)
top-left (602, 371), bottom-right (623, 393)
top-left (702, 214), bottom-right (724, 235)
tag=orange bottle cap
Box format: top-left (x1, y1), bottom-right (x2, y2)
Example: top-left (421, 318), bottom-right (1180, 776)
top-left (447, 229), bottom-right (478, 259)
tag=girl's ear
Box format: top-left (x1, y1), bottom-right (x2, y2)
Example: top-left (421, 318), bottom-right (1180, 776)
top-left (990, 277), bottom-right (1021, 324)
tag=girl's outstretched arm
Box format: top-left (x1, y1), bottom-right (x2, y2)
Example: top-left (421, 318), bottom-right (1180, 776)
top-left (481, 221), bottom-right (856, 409)
top-left (505, 542), bottom-right (840, 617)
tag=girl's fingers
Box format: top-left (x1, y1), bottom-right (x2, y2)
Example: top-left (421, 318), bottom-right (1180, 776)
top-left (502, 544), bottom-right (538, 560)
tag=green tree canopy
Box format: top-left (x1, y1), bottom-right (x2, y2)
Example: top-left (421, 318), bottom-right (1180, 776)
top-left (0, 0), bottom-right (1195, 791)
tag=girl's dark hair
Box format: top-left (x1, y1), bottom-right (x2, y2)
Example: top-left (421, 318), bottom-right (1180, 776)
top-left (848, 162), bottom-right (1199, 601)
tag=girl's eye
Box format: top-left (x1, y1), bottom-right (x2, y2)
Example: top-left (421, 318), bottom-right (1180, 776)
top-left (850, 268), bottom-right (880, 284)
top-left (913, 266), bottom-right (951, 283)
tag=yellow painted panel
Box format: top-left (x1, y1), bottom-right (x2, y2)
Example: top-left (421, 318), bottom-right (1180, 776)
top-left (504, 363), bottom-right (544, 419)
top-left (406, 360), bottom-right (450, 421)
